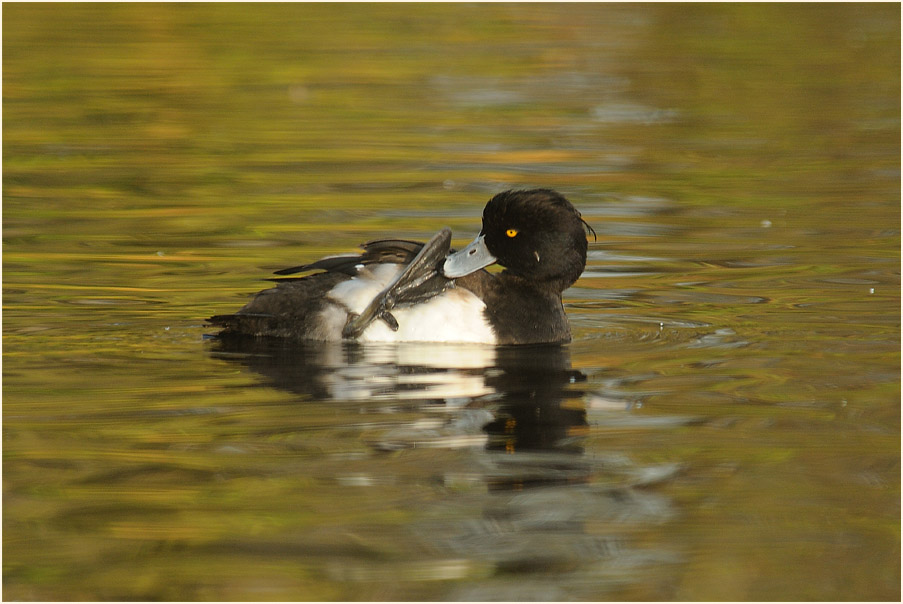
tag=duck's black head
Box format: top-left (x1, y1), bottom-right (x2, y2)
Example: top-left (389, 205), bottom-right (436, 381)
top-left (444, 189), bottom-right (593, 292)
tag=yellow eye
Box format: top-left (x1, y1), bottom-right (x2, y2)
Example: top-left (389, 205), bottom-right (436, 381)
top-left (506, 228), bottom-right (518, 238)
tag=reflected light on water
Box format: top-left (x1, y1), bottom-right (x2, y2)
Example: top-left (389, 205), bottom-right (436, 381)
top-left (3, 2), bottom-right (899, 601)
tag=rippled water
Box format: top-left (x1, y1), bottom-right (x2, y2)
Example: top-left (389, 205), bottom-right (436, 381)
top-left (4, 4), bottom-right (900, 601)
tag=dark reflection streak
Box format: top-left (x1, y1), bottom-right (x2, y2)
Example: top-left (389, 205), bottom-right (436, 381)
top-left (485, 346), bottom-right (587, 455)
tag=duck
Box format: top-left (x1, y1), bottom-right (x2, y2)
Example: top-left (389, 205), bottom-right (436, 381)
top-left (208, 188), bottom-right (594, 345)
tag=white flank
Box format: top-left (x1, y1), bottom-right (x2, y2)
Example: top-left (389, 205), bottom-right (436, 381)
top-left (322, 264), bottom-right (495, 344)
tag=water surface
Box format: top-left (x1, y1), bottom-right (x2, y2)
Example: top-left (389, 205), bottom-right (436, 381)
top-left (4, 4), bottom-right (900, 601)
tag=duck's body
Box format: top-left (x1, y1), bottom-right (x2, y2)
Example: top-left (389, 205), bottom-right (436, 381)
top-left (219, 263), bottom-right (495, 343)
top-left (209, 189), bottom-right (592, 345)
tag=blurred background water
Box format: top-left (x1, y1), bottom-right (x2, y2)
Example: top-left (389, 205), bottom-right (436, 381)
top-left (3, 3), bottom-right (900, 601)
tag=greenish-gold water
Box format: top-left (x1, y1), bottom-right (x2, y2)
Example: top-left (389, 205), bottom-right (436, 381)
top-left (4, 3), bottom-right (899, 601)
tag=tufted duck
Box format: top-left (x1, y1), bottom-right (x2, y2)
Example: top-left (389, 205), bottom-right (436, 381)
top-left (209, 189), bottom-right (594, 345)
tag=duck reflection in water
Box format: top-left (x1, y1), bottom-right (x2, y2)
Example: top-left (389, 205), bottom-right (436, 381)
top-left (208, 338), bottom-right (680, 594)
top-left (209, 337), bottom-right (588, 461)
